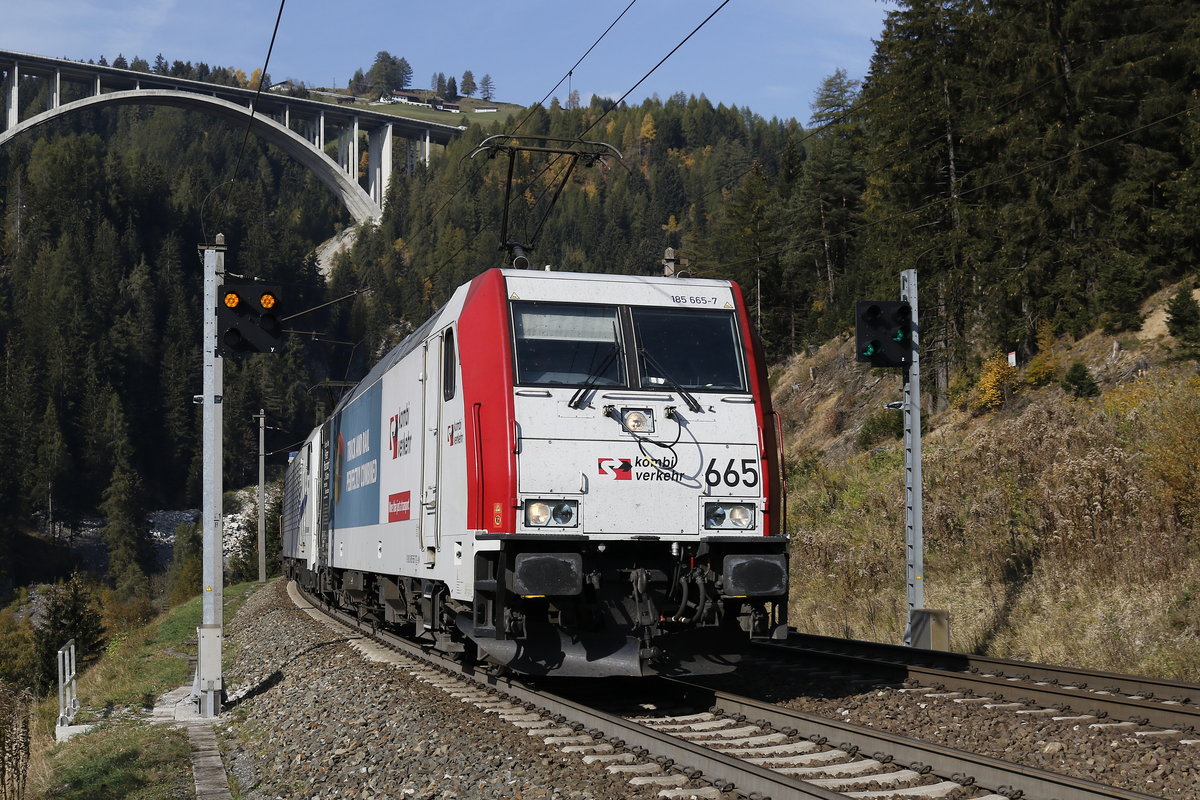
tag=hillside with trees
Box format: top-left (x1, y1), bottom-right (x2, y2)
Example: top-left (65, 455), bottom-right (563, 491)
top-left (0, 0), bottom-right (1198, 695)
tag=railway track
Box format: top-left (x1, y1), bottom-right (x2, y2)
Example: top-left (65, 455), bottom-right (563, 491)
top-left (286, 582), bottom-right (1167, 800)
top-left (755, 633), bottom-right (1200, 735)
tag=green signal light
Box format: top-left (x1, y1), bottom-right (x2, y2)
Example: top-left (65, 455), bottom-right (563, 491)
top-left (862, 340), bottom-right (881, 357)
top-left (892, 327), bottom-right (909, 343)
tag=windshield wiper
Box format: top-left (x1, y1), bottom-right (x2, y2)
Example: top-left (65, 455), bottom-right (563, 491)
top-left (568, 340), bottom-right (623, 409)
top-left (639, 349), bottom-right (703, 413)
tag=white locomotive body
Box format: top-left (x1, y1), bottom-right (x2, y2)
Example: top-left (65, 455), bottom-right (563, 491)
top-left (283, 268), bottom-right (787, 676)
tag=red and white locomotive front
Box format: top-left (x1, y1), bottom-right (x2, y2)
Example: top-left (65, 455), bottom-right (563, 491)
top-left (460, 269), bottom-right (788, 676)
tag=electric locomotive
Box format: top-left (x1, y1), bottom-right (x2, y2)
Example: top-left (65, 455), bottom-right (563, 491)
top-left (282, 266), bottom-right (788, 677)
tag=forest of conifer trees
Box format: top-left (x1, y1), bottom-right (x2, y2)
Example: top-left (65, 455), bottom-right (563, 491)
top-left (0, 0), bottom-right (1196, 627)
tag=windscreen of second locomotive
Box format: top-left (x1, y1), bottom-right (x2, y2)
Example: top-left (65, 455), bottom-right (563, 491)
top-left (512, 302), bottom-right (625, 386)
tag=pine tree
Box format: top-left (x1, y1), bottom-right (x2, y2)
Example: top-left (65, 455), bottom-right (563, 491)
top-left (166, 521), bottom-right (202, 606)
top-left (783, 69), bottom-right (866, 343)
top-left (1062, 362), bottom-right (1100, 398)
top-left (96, 392), bottom-right (148, 598)
top-left (479, 74), bottom-right (495, 101)
top-left (860, 0), bottom-right (977, 411)
top-left (460, 70), bottom-right (476, 97)
top-left (367, 51), bottom-right (401, 99)
top-left (1165, 284), bottom-right (1200, 355)
top-left (396, 57), bottom-right (413, 90)
top-left (32, 573), bottom-right (104, 693)
top-left (32, 399), bottom-right (72, 530)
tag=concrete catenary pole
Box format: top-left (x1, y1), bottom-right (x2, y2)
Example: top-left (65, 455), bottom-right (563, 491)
top-left (900, 268), bottom-right (924, 646)
top-left (197, 234), bottom-right (225, 717)
top-left (257, 408), bottom-right (266, 583)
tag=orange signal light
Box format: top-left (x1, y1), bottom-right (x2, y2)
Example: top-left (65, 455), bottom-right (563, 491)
top-left (223, 292), bottom-right (242, 309)
top-left (259, 292), bottom-right (277, 310)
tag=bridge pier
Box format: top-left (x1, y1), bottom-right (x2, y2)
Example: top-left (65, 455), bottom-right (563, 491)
top-left (3, 61), bottom-right (18, 130)
top-left (368, 124), bottom-right (393, 207)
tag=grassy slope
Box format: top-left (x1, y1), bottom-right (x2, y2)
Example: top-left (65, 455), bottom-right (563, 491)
top-left (27, 581), bottom-right (261, 799)
top-left (775, 283), bottom-right (1200, 680)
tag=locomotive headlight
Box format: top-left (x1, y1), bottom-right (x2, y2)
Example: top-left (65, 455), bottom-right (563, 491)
top-left (526, 502), bottom-right (552, 526)
top-left (525, 499), bottom-right (580, 527)
top-left (551, 502), bottom-right (576, 525)
top-left (622, 409), bottom-right (653, 433)
top-left (704, 502), bottom-right (755, 530)
top-left (728, 505), bottom-right (753, 528)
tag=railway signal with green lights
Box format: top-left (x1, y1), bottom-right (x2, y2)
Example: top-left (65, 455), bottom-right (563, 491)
top-left (855, 300), bottom-right (913, 368)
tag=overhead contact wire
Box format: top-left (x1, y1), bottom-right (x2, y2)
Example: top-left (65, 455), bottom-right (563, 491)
top-left (423, 0), bottom-right (646, 283)
top-left (219, 0), bottom-right (288, 223)
top-left (424, 0), bottom-right (640, 235)
top-left (518, 0), bottom-right (732, 225)
top-left (508, 0), bottom-right (638, 137)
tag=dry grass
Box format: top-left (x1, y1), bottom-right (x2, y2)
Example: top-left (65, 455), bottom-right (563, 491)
top-left (983, 568), bottom-right (1200, 680)
top-left (779, 303), bottom-right (1200, 680)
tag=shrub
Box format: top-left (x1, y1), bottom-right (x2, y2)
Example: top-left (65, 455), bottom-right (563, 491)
top-left (970, 353), bottom-right (1018, 412)
top-left (0, 609), bottom-right (36, 690)
top-left (166, 522), bottom-right (202, 606)
top-left (1165, 284), bottom-right (1200, 356)
top-left (856, 408), bottom-right (904, 450)
top-left (947, 370), bottom-right (974, 411)
top-left (1140, 376), bottom-right (1200, 521)
top-left (1024, 321), bottom-right (1060, 386)
top-left (1062, 361), bottom-right (1100, 398)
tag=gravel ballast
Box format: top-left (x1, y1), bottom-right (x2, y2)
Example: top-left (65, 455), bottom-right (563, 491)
top-left (220, 581), bottom-right (1198, 798)
top-left (701, 656), bottom-right (1199, 799)
top-left (219, 580), bottom-right (667, 800)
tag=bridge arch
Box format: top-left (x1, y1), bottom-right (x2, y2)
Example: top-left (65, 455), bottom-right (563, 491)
top-left (0, 89), bottom-right (380, 223)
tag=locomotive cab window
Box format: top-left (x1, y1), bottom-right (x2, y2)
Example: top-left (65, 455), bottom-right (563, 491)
top-left (512, 302), bottom-right (625, 387)
top-left (631, 308), bottom-right (746, 392)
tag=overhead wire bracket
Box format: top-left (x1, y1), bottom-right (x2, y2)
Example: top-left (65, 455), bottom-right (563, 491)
top-left (467, 135), bottom-right (622, 268)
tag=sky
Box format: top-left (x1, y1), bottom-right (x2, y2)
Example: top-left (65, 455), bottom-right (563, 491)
top-left (1, 0), bottom-right (893, 125)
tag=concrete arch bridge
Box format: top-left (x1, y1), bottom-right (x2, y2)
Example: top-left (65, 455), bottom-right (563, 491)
top-left (0, 49), bottom-right (465, 223)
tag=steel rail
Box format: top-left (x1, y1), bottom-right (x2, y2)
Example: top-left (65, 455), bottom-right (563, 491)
top-left (290, 583), bottom-right (1162, 800)
top-left (669, 678), bottom-right (1165, 800)
top-left (762, 635), bottom-right (1200, 730)
top-left (293, 583), bottom-right (844, 799)
top-left (783, 632), bottom-right (1199, 700)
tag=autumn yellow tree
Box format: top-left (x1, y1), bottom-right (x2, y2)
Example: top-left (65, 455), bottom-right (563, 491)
top-left (1024, 321), bottom-right (1059, 386)
top-left (639, 112), bottom-right (657, 156)
top-left (971, 353), bottom-right (1019, 412)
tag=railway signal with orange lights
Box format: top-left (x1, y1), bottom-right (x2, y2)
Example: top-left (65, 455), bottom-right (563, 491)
top-left (216, 283), bottom-right (284, 356)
